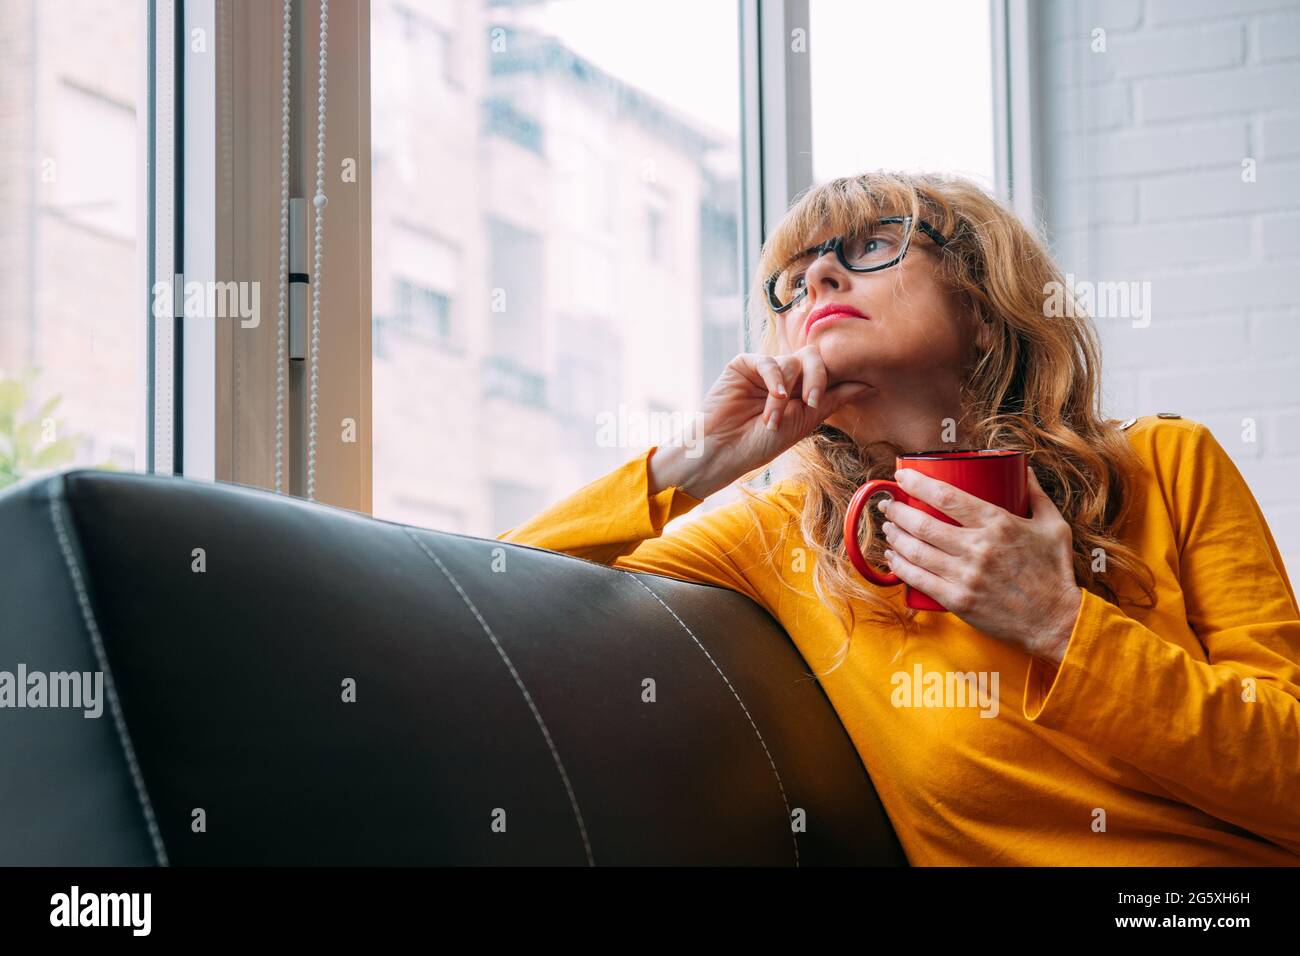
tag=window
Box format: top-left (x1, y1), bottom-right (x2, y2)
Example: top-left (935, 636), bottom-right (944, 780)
top-left (438, 26), bottom-right (460, 89)
top-left (53, 80), bottom-right (137, 240)
top-left (481, 356), bottom-right (546, 408)
top-left (401, 280), bottom-right (451, 340)
top-left (370, 0), bottom-right (742, 533)
top-left (487, 217), bottom-right (544, 361)
top-left (375, 278), bottom-right (453, 359)
top-left (646, 205), bottom-right (664, 264)
top-left (0, 0), bottom-right (146, 491)
top-left (394, 2), bottom-right (454, 93)
top-left (808, 0), bottom-right (996, 186)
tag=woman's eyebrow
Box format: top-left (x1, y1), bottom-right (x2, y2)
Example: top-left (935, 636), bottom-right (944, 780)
top-left (793, 238), bottom-right (831, 258)
top-left (773, 244), bottom-right (819, 270)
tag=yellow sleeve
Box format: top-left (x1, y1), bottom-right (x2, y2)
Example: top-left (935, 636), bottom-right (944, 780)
top-left (1022, 422), bottom-right (1300, 855)
top-left (496, 445), bottom-right (792, 620)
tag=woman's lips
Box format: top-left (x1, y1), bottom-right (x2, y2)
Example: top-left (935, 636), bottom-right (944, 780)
top-left (805, 307), bottom-right (870, 337)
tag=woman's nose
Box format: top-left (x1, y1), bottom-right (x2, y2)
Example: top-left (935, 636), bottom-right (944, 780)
top-left (805, 248), bottom-right (849, 296)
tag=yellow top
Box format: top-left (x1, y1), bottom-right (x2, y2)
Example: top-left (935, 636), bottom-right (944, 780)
top-left (498, 416), bottom-right (1300, 865)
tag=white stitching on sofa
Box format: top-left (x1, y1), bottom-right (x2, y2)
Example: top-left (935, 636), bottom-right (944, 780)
top-left (48, 474), bottom-right (170, 866)
top-left (627, 575), bottom-right (801, 868)
top-left (403, 527), bottom-right (595, 866)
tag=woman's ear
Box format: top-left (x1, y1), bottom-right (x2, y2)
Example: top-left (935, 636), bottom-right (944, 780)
top-left (973, 313), bottom-right (993, 352)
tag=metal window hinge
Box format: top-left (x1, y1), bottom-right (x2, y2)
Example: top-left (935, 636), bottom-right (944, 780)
top-left (288, 197), bottom-right (309, 361)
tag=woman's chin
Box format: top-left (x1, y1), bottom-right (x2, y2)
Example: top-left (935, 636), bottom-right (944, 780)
top-left (812, 340), bottom-right (879, 385)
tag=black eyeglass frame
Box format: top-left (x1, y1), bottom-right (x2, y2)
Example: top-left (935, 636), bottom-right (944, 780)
top-left (764, 215), bottom-right (952, 314)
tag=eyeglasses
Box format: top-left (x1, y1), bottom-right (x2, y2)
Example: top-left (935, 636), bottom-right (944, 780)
top-left (764, 215), bottom-right (951, 314)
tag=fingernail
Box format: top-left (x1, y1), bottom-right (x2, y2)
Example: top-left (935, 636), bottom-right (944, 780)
top-left (776, 384), bottom-right (787, 397)
top-left (806, 388), bottom-right (819, 408)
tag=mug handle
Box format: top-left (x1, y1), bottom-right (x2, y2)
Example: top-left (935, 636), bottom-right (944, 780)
top-left (844, 479), bottom-right (906, 586)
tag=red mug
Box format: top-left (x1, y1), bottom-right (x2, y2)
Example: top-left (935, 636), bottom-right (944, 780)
top-left (843, 449), bottom-right (1029, 612)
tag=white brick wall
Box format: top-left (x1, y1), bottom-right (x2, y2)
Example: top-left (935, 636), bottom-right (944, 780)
top-left (1036, 0), bottom-right (1300, 585)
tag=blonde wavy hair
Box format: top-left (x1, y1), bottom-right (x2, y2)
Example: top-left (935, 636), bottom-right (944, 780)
top-left (733, 170), bottom-right (1158, 676)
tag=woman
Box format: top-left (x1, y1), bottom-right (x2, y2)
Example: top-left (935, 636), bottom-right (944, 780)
top-left (499, 171), bottom-right (1300, 866)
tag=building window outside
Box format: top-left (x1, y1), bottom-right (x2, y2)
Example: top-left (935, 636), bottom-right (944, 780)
top-left (646, 205), bottom-right (664, 265)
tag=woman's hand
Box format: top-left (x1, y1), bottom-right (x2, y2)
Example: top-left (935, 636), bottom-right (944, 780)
top-left (878, 465), bottom-right (1084, 664)
top-left (652, 347), bottom-right (874, 500)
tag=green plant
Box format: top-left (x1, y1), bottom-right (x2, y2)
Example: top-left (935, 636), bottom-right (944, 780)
top-left (0, 366), bottom-right (118, 491)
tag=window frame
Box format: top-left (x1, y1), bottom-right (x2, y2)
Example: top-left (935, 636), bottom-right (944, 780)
top-left (738, 0), bottom-right (812, 352)
top-left (144, 0), bottom-right (181, 476)
top-left (158, 0), bottom-right (372, 510)
top-left (991, 0), bottom-right (1043, 231)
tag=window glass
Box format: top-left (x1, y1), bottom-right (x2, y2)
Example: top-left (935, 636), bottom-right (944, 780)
top-left (809, 0), bottom-right (996, 186)
top-left (371, 0), bottom-right (742, 533)
top-left (0, 0), bottom-right (145, 491)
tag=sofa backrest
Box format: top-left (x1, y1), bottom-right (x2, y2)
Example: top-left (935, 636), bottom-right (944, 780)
top-left (0, 469), bottom-right (905, 865)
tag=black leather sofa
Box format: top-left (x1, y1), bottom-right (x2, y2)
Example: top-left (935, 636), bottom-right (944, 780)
top-left (0, 469), bottom-right (905, 865)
